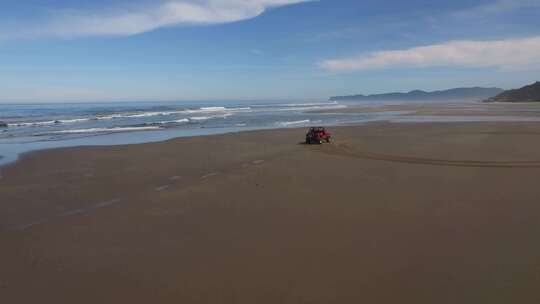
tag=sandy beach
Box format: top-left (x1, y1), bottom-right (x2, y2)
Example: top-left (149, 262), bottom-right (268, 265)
top-left (1, 121), bottom-right (540, 303)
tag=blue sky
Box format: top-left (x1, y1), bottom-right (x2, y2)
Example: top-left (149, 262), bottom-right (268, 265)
top-left (0, 0), bottom-right (539, 102)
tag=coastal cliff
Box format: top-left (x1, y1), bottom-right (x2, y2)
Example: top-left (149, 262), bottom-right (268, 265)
top-left (486, 82), bottom-right (540, 103)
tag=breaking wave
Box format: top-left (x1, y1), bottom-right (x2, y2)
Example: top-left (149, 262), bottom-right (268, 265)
top-left (182, 107), bottom-right (252, 114)
top-left (188, 113), bottom-right (233, 122)
top-left (153, 118), bottom-right (190, 125)
top-left (7, 106), bottom-right (252, 128)
top-left (8, 120), bottom-right (59, 127)
top-left (275, 120), bottom-right (311, 127)
top-left (48, 126), bottom-right (162, 134)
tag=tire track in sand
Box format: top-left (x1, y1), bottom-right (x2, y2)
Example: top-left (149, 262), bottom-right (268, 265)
top-left (316, 143), bottom-right (540, 168)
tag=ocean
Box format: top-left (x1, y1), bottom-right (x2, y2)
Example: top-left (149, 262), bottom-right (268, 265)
top-left (0, 100), bottom-right (407, 166)
top-left (4, 100), bottom-right (540, 166)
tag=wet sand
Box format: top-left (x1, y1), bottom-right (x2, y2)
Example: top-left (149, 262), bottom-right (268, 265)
top-left (1, 122), bottom-right (540, 303)
top-left (314, 101), bottom-right (540, 117)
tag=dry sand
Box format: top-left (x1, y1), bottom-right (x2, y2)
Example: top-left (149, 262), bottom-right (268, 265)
top-left (1, 122), bottom-right (540, 303)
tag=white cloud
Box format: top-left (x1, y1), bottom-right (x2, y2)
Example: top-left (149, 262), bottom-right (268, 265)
top-left (322, 36), bottom-right (540, 72)
top-left (454, 0), bottom-right (540, 17)
top-left (16, 0), bottom-right (311, 38)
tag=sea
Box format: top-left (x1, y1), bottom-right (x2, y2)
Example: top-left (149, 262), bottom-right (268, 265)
top-left (0, 100), bottom-right (400, 166)
top-left (2, 100), bottom-right (540, 166)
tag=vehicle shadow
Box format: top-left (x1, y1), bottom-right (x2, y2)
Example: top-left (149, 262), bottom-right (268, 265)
top-left (298, 141), bottom-right (329, 146)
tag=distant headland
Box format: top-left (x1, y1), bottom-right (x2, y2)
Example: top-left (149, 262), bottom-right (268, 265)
top-left (330, 87), bottom-right (503, 102)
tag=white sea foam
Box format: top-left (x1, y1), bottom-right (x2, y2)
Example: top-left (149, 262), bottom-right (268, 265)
top-left (188, 113), bottom-right (232, 122)
top-left (93, 107), bottom-right (250, 120)
top-left (57, 118), bottom-right (92, 124)
top-left (275, 119), bottom-right (311, 127)
top-left (9, 106), bottom-right (242, 130)
top-left (155, 118), bottom-right (190, 125)
top-left (183, 107), bottom-right (251, 114)
top-left (8, 120), bottom-right (58, 127)
top-left (50, 126), bottom-right (161, 134)
top-left (201, 107), bottom-right (227, 111)
top-left (9, 115), bottom-right (121, 127)
top-left (96, 111), bottom-right (183, 120)
top-left (189, 116), bottom-right (211, 121)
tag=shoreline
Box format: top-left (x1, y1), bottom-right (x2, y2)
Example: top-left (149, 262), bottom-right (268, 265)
top-left (4, 111), bottom-right (540, 169)
top-left (4, 101), bottom-right (540, 168)
top-left (9, 120), bottom-right (540, 170)
top-left (0, 125), bottom-right (275, 168)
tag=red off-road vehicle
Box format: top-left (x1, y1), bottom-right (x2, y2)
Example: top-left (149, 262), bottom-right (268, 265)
top-left (306, 127), bottom-right (332, 144)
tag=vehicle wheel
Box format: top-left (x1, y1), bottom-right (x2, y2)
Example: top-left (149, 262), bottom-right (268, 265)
top-left (326, 138), bottom-right (331, 143)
